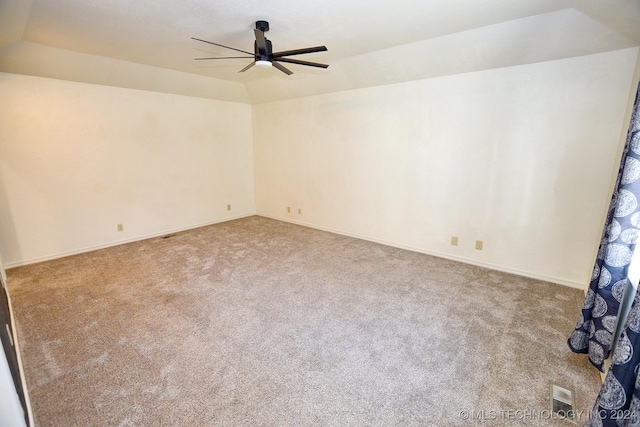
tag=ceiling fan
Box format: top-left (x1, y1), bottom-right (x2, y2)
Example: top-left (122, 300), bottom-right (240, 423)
top-left (192, 20), bottom-right (328, 75)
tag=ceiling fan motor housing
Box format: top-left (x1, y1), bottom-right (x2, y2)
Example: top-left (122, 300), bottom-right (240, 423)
top-left (255, 37), bottom-right (273, 61)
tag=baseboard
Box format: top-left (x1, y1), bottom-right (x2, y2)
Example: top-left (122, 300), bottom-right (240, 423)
top-left (257, 213), bottom-right (585, 290)
top-left (4, 213), bottom-right (255, 269)
top-left (6, 212), bottom-right (587, 289)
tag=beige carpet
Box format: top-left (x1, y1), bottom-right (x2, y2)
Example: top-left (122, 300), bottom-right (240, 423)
top-left (7, 216), bottom-right (600, 426)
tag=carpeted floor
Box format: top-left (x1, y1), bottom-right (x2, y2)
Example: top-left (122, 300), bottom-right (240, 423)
top-left (7, 216), bottom-right (600, 426)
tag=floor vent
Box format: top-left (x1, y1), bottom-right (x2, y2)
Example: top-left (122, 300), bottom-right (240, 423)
top-left (550, 383), bottom-right (576, 422)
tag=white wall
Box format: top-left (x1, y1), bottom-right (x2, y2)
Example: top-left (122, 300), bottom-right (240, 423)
top-left (0, 352), bottom-right (26, 427)
top-left (254, 48), bottom-right (639, 288)
top-left (1, 49), bottom-right (638, 286)
top-left (0, 73), bottom-right (255, 266)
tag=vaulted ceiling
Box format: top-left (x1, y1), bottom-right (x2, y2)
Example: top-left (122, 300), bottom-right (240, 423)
top-left (1, 0), bottom-right (639, 104)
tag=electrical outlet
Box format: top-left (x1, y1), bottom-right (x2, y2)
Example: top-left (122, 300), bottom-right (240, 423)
top-left (451, 236), bottom-right (458, 246)
top-left (475, 240), bottom-right (483, 250)
top-left (117, 224), bottom-right (123, 232)
top-left (298, 208), bottom-right (302, 214)
top-left (227, 204), bottom-right (231, 211)
top-left (287, 207), bottom-right (291, 213)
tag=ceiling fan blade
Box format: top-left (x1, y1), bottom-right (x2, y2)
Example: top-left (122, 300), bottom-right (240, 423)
top-left (238, 62), bottom-right (255, 73)
top-left (191, 37), bottom-right (254, 56)
top-left (254, 29), bottom-right (268, 54)
top-left (272, 61), bottom-right (293, 75)
top-left (195, 56), bottom-right (254, 60)
top-left (274, 57), bottom-right (329, 69)
top-left (272, 46), bottom-right (327, 57)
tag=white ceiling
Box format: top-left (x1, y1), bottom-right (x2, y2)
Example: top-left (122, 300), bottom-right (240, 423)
top-left (1, 0), bottom-right (639, 104)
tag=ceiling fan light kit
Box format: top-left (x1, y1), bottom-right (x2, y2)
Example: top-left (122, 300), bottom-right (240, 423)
top-left (192, 20), bottom-right (328, 75)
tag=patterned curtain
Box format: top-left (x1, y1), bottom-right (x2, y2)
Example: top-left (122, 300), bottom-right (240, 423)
top-left (585, 288), bottom-right (640, 426)
top-left (568, 81), bottom-right (640, 372)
